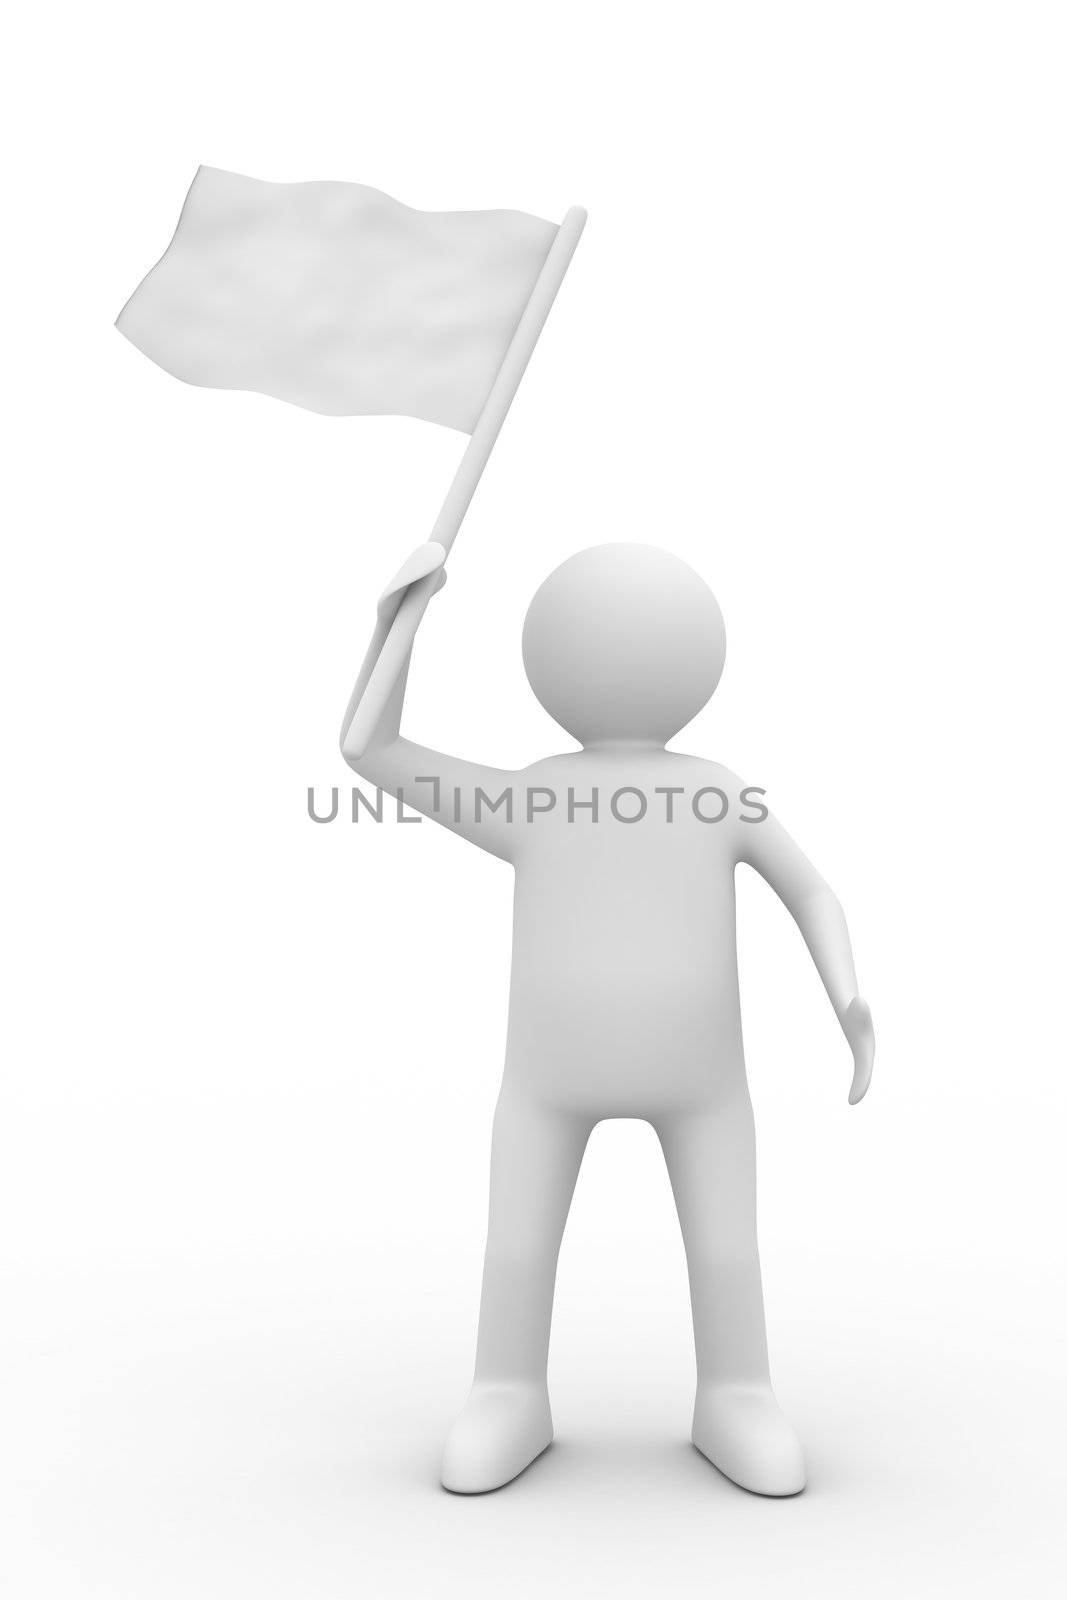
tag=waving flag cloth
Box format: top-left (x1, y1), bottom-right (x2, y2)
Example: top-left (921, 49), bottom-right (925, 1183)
top-left (118, 167), bottom-right (586, 751)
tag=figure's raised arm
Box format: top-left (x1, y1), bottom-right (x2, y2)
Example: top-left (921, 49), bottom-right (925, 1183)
top-left (339, 543), bottom-right (517, 862)
top-left (738, 805), bottom-right (875, 1103)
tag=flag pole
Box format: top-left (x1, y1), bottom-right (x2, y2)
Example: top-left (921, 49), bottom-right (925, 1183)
top-left (343, 205), bottom-right (587, 758)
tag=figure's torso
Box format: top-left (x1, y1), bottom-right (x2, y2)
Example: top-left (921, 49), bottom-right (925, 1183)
top-left (503, 751), bottom-right (753, 1108)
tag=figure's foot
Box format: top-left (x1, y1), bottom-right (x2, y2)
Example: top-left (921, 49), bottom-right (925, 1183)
top-left (692, 1383), bottom-right (806, 1497)
top-left (441, 1381), bottom-right (553, 1494)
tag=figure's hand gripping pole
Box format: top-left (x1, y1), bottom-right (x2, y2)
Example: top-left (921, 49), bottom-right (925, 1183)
top-left (342, 206), bottom-right (586, 758)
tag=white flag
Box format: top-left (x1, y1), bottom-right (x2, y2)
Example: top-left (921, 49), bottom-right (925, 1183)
top-left (117, 167), bottom-right (559, 432)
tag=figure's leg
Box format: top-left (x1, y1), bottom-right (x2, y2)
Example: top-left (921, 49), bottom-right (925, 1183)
top-left (657, 1091), bottom-right (805, 1496)
top-left (441, 1088), bottom-right (591, 1494)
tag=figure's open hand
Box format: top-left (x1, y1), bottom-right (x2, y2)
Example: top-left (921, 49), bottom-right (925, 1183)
top-left (377, 541), bottom-right (447, 628)
top-left (842, 997), bottom-right (875, 1104)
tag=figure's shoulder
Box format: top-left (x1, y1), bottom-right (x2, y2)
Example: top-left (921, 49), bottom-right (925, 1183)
top-left (663, 750), bottom-right (746, 791)
top-left (660, 752), bottom-right (770, 834)
top-left (516, 750), bottom-right (584, 783)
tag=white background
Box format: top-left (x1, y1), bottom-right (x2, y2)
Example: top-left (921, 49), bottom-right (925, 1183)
top-left (3, 3), bottom-right (1066, 1595)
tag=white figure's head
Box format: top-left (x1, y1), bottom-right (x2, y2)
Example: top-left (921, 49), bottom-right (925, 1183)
top-left (522, 543), bottom-right (726, 747)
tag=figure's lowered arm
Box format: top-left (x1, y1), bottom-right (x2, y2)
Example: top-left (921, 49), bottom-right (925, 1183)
top-left (340, 543), bottom-right (517, 861)
top-left (740, 811), bottom-right (875, 1103)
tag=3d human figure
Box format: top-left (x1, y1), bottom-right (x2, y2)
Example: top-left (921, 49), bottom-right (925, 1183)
top-left (341, 540), bottom-right (874, 1497)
